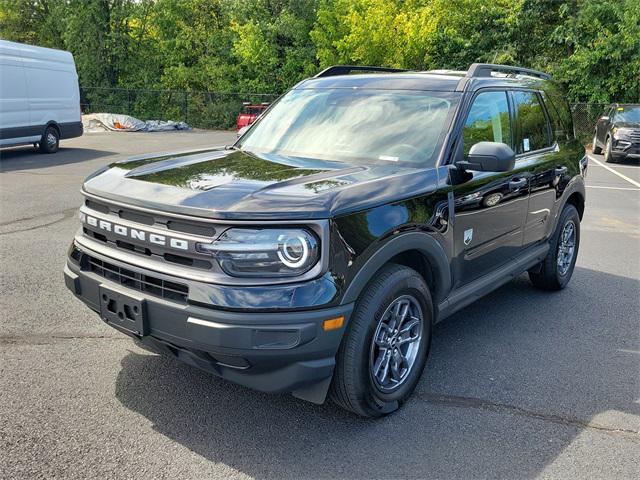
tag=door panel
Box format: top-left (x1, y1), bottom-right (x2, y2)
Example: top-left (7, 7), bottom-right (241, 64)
top-left (509, 90), bottom-right (559, 248)
top-left (519, 152), bottom-right (560, 246)
top-left (449, 90), bottom-right (528, 287)
top-left (450, 168), bottom-right (530, 285)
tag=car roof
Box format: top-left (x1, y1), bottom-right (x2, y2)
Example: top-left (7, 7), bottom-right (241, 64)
top-left (296, 64), bottom-right (550, 93)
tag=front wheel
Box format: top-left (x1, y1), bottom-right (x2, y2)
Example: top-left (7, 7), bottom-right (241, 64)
top-left (330, 264), bottom-right (432, 417)
top-left (529, 204), bottom-right (580, 290)
top-left (604, 136), bottom-right (615, 163)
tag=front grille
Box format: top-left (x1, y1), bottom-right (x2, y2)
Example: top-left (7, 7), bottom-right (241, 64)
top-left (628, 130), bottom-right (640, 142)
top-left (81, 198), bottom-right (219, 272)
top-left (84, 199), bottom-right (216, 236)
top-left (86, 255), bottom-right (189, 303)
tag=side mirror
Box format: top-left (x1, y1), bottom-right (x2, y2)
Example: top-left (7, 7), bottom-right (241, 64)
top-left (600, 116), bottom-right (610, 121)
top-left (457, 141), bottom-right (515, 172)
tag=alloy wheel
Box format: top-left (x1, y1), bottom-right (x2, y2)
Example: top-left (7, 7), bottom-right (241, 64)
top-left (557, 220), bottom-right (576, 276)
top-left (369, 294), bottom-right (423, 393)
top-left (47, 132), bottom-right (58, 147)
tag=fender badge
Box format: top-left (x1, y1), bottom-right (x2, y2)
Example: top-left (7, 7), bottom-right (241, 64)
top-left (464, 228), bottom-right (473, 246)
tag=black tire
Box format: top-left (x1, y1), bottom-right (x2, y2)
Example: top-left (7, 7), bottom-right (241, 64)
top-left (330, 264), bottom-right (433, 417)
top-left (592, 133), bottom-right (602, 154)
top-left (529, 204), bottom-right (580, 291)
top-left (604, 136), bottom-right (615, 163)
top-left (39, 125), bottom-right (59, 154)
top-left (482, 192), bottom-right (503, 208)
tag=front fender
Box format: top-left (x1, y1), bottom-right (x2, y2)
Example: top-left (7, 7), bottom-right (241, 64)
top-left (340, 232), bottom-right (452, 308)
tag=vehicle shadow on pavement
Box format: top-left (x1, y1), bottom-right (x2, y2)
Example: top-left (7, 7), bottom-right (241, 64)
top-left (114, 267), bottom-right (639, 479)
top-left (0, 146), bottom-right (114, 172)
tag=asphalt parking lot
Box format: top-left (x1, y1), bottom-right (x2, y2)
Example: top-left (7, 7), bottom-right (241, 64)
top-left (1, 132), bottom-right (638, 479)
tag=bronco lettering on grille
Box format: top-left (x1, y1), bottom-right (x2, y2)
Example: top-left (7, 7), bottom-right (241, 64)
top-left (79, 211), bottom-right (189, 251)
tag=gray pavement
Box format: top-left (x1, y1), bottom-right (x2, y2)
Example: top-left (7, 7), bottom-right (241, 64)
top-left (1, 133), bottom-right (638, 479)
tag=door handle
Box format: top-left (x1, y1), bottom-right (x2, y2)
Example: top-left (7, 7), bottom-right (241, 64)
top-left (555, 166), bottom-right (568, 176)
top-left (509, 178), bottom-right (527, 190)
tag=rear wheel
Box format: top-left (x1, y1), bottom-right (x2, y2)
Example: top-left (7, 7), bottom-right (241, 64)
top-left (592, 133), bottom-right (602, 154)
top-left (38, 126), bottom-right (59, 154)
top-left (529, 204), bottom-right (580, 291)
top-left (330, 264), bottom-right (432, 417)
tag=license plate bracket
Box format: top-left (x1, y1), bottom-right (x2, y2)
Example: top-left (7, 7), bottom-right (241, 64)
top-left (99, 285), bottom-right (148, 336)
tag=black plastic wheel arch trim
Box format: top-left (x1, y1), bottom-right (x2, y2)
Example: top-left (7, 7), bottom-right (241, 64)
top-left (340, 232), bottom-right (452, 308)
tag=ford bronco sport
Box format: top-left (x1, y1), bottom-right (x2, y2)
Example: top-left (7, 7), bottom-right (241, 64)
top-left (64, 64), bottom-right (587, 417)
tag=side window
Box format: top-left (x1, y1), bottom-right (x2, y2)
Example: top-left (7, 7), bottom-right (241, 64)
top-left (541, 91), bottom-right (571, 141)
top-left (512, 91), bottom-right (551, 154)
top-left (463, 91), bottom-right (511, 155)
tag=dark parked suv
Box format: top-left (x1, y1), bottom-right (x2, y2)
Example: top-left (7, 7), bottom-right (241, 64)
top-left (592, 103), bottom-right (640, 162)
top-left (64, 64), bottom-right (587, 417)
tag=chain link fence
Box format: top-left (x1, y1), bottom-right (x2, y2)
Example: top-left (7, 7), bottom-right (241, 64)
top-left (571, 102), bottom-right (607, 145)
top-left (80, 87), bottom-right (279, 130)
top-left (81, 87), bottom-right (607, 141)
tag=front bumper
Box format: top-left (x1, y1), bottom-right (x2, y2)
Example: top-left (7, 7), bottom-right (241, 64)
top-left (611, 139), bottom-right (640, 159)
top-left (64, 245), bottom-right (353, 404)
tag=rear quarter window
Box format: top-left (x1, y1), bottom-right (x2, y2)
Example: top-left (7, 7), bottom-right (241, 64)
top-left (541, 84), bottom-right (574, 141)
top-left (512, 91), bottom-right (551, 153)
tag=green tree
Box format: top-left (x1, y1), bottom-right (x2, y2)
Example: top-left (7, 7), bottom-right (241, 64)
top-left (552, 0), bottom-right (640, 102)
top-left (311, 0), bottom-right (520, 70)
top-left (1, 0), bottom-right (637, 119)
top-left (0, 0), bottom-right (66, 49)
top-left (228, 0), bottom-right (319, 93)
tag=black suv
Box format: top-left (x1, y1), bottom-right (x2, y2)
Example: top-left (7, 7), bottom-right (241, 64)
top-left (593, 103), bottom-right (640, 162)
top-left (64, 64), bottom-right (587, 417)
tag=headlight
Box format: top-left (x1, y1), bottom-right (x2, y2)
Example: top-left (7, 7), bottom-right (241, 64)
top-left (196, 228), bottom-right (319, 277)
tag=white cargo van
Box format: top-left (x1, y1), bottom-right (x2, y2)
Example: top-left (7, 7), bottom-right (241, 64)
top-left (0, 40), bottom-right (83, 153)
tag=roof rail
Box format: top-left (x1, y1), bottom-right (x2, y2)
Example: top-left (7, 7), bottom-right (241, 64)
top-left (467, 63), bottom-right (551, 80)
top-left (314, 65), bottom-right (408, 78)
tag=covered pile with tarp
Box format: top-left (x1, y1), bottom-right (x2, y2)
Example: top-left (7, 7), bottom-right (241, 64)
top-left (82, 113), bottom-right (190, 132)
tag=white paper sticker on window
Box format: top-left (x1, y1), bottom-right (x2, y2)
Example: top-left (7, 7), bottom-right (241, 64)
top-left (523, 138), bottom-right (530, 152)
top-left (379, 155), bottom-right (399, 162)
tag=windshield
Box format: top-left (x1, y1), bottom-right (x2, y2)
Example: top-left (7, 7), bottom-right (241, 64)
top-left (614, 106), bottom-right (640, 124)
top-left (238, 88), bottom-right (458, 166)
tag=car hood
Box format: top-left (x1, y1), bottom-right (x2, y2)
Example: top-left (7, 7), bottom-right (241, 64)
top-left (83, 147), bottom-right (439, 220)
top-left (613, 121), bottom-right (640, 128)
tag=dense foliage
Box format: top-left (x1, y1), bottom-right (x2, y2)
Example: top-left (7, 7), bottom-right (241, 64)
top-left (1, 0), bottom-right (638, 112)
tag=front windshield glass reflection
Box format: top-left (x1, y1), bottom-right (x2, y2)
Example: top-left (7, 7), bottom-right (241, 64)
top-left (615, 106), bottom-right (640, 124)
top-left (238, 88), bottom-right (459, 166)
